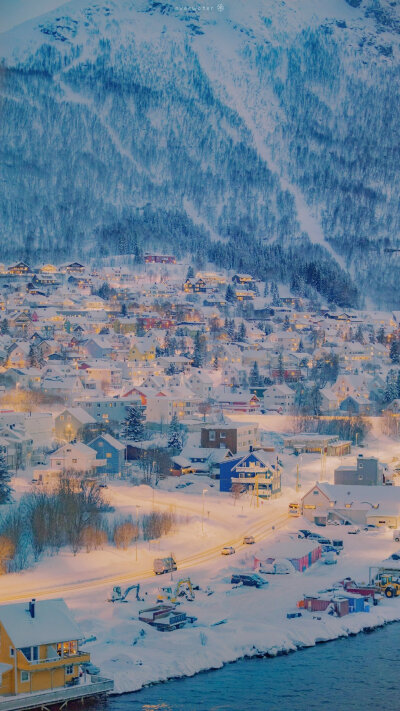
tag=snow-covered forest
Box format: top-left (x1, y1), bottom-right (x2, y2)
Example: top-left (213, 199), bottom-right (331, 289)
top-left (1, 0), bottom-right (400, 306)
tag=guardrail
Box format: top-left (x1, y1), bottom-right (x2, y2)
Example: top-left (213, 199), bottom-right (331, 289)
top-left (0, 676), bottom-right (114, 711)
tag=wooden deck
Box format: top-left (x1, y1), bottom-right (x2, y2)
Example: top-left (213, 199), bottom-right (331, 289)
top-left (0, 676), bottom-right (114, 710)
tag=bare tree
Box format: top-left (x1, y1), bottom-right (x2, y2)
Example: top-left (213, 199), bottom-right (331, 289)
top-left (113, 520), bottom-right (138, 549)
top-left (0, 536), bottom-right (14, 574)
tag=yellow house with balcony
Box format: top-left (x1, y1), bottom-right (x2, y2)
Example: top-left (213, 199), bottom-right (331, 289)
top-left (0, 598), bottom-right (91, 697)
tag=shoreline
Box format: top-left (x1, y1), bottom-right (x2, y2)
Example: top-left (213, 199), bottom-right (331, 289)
top-left (102, 597), bottom-right (400, 697)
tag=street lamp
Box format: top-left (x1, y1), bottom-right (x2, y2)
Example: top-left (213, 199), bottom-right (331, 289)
top-left (135, 505), bottom-right (141, 562)
top-left (202, 488), bottom-right (208, 535)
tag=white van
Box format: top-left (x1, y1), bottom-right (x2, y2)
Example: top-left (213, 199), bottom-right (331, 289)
top-left (393, 530), bottom-right (400, 542)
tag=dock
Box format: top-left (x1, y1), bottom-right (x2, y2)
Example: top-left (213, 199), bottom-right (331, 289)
top-left (0, 676), bottom-right (114, 711)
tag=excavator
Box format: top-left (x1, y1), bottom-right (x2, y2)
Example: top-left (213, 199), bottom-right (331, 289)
top-left (157, 578), bottom-right (195, 604)
top-left (108, 584), bottom-right (144, 603)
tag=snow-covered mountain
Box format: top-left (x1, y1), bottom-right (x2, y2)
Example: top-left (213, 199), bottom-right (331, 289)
top-left (1, 0), bottom-right (400, 306)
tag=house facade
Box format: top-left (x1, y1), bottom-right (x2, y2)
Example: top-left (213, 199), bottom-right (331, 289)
top-left (0, 598), bottom-right (90, 697)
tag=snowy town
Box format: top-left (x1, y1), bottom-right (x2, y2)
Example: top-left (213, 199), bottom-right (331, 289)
top-left (0, 257), bottom-right (400, 706)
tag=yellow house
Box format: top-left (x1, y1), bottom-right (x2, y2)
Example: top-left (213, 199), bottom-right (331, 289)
top-left (0, 598), bottom-right (90, 697)
top-left (128, 340), bottom-right (156, 362)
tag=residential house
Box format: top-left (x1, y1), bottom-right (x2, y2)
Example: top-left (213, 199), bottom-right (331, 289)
top-left (0, 598), bottom-right (91, 697)
top-left (88, 434), bottom-right (125, 476)
top-left (334, 455), bottom-right (387, 486)
top-left (75, 396), bottom-right (142, 427)
top-left (263, 384), bottom-right (295, 413)
top-left (49, 442), bottom-right (105, 475)
top-left (200, 423), bottom-right (259, 454)
top-left (54, 408), bottom-right (96, 442)
top-left (301, 482), bottom-right (400, 527)
top-left (219, 449), bottom-right (281, 499)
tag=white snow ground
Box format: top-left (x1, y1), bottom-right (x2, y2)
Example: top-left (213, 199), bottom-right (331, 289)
top-left (3, 425), bottom-right (400, 694)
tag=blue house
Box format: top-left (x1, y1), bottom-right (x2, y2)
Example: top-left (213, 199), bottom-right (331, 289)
top-left (219, 449), bottom-right (281, 499)
top-left (89, 434), bottom-right (126, 476)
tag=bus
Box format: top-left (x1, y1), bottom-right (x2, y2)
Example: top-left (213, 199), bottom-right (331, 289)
top-left (288, 502), bottom-right (300, 517)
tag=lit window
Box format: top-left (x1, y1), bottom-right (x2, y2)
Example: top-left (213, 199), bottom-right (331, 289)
top-left (20, 671), bottom-right (29, 683)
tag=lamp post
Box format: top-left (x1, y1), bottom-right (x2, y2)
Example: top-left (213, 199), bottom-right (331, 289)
top-left (135, 505), bottom-right (141, 562)
top-left (202, 488), bottom-right (208, 535)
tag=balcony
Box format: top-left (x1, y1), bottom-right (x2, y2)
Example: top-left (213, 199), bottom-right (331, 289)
top-left (17, 650), bottom-right (90, 671)
top-left (0, 676), bottom-right (114, 711)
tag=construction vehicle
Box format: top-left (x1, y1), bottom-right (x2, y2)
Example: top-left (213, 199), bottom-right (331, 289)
top-left (108, 584), bottom-right (144, 602)
top-left (157, 578), bottom-right (195, 603)
top-left (153, 556), bottom-right (177, 575)
top-left (373, 571), bottom-right (400, 598)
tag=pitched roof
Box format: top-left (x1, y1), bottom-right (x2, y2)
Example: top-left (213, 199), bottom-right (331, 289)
top-left (0, 599), bottom-right (82, 647)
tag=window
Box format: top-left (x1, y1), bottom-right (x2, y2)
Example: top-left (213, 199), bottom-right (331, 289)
top-left (313, 490), bottom-right (319, 495)
top-left (65, 664), bottom-right (73, 675)
top-left (21, 647), bottom-right (31, 660)
top-left (10, 647), bottom-right (15, 657)
top-left (209, 431), bottom-right (215, 442)
top-left (220, 432), bottom-right (226, 439)
top-left (106, 453), bottom-right (112, 458)
top-left (20, 671), bottom-right (29, 683)
top-left (72, 459), bottom-right (77, 464)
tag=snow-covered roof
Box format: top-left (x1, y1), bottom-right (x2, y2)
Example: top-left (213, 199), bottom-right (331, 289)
top-left (58, 407), bottom-right (96, 424)
top-left (0, 599), bottom-right (82, 647)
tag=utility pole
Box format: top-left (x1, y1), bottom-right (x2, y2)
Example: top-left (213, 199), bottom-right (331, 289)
top-left (202, 488), bottom-right (208, 534)
top-left (296, 462), bottom-right (300, 492)
top-left (135, 505), bottom-right (140, 562)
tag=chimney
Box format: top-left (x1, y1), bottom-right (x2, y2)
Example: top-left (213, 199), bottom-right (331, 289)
top-left (249, 445), bottom-right (253, 453)
top-left (28, 599), bottom-right (36, 619)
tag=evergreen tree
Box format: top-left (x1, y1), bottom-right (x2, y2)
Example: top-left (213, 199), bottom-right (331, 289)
top-left (121, 406), bottom-right (146, 441)
top-left (120, 302), bottom-right (127, 317)
top-left (0, 319), bottom-right (8, 335)
top-left (383, 374), bottom-right (398, 404)
top-left (237, 322), bottom-right (247, 342)
top-left (263, 282), bottom-right (269, 297)
top-left (249, 361), bottom-right (260, 388)
top-left (377, 327), bottom-right (386, 344)
top-left (167, 414), bottom-right (183, 451)
top-left (355, 325), bottom-right (364, 344)
top-left (277, 351), bottom-right (284, 383)
top-left (283, 315), bottom-right (290, 331)
top-left (0, 451), bottom-right (12, 504)
top-left (390, 340), bottom-right (400, 364)
top-left (225, 284), bottom-right (236, 303)
top-left (227, 319), bottom-right (235, 339)
top-left (192, 331), bottom-right (204, 368)
top-left (298, 339), bottom-right (304, 352)
top-left (212, 355), bottom-right (219, 370)
top-left (28, 343), bottom-right (43, 368)
top-left (186, 266), bottom-right (194, 280)
top-left (369, 328), bottom-right (376, 344)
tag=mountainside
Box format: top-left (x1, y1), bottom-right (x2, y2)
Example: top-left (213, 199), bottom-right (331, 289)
top-left (1, 0), bottom-right (400, 306)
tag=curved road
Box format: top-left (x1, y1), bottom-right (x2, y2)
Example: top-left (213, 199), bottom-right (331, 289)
top-left (0, 495), bottom-right (289, 603)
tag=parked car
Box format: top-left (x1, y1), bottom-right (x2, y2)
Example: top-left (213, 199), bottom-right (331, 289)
top-left (323, 551), bottom-right (338, 565)
top-left (364, 524), bottom-right (378, 532)
top-left (298, 529), bottom-right (312, 538)
top-left (221, 546), bottom-right (235, 555)
top-left (175, 484), bottom-right (186, 489)
top-left (231, 573), bottom-right (267, 588)
top-left (326, 520), bottom-right (340, 526)
top-left (321, 544), bottom-right (340, 556)
top-left (243, 535), bottom-right (255, 545)
top-left (393, 529), bottom-right (400, 542)
top-left (347, 527), bottom-right (361, 535)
